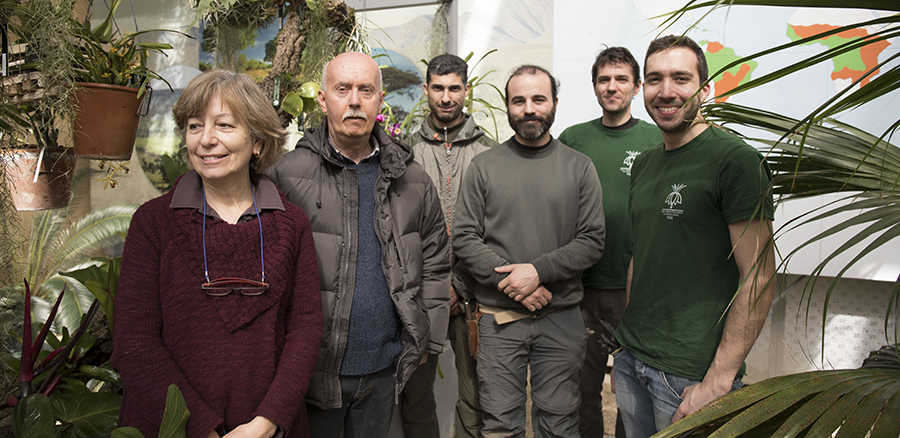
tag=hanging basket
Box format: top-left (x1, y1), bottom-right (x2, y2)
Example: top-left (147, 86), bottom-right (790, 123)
top-left (72, 82), bottom-right (150, 160)
top-left (0, 147), bottom-right (75, 211)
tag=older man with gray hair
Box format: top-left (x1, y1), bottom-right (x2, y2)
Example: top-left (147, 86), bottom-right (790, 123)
top-left (267, 51), bottom-right (451, 437)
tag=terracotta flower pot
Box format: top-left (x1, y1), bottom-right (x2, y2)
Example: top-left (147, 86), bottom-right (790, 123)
top-left (72, 82), bottom-right (149, 160)
top-left (0, 147), bottom-right (75, 210)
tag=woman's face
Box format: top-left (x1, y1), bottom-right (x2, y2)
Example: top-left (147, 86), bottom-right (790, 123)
top-left (186, 92), bottom-right (260, 186)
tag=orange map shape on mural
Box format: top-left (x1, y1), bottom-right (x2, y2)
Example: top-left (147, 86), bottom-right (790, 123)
top-left (704, 41), bottom-right (758, 103)
top-left (789, 24), bottom-right (891, 87)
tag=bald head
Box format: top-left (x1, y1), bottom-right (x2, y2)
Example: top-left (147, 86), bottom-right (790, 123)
top-left (317, 51), bottom-right (386, 155)
top-left (321, 52), bottom-right (383, 92)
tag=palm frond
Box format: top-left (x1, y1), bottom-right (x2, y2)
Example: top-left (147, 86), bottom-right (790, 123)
top-left (25, 205), bottom-right (135, 298)
top-left (704, 103), bottom-right (900, 354)
top-left (704, 103), bottom-right (900, 199)
top-left (654, 354), bottom-right (900, 438)
top-left (43, 205), bottom-right (136, 276)
top-left (31, 274), bottom-right (96, 334)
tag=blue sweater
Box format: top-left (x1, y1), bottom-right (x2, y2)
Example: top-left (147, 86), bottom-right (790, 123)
top-left (340, 156), bottom-right (401, 376)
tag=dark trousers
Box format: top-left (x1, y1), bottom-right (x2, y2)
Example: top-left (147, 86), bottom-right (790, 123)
top-left (307, 366), bottom-right (395, 438)
top-left (579, 287), bottom-right (627, 438)
top-left (400, 352), bottom-right (440, 438)
top-left (448, 311), bottom-right (483, 437)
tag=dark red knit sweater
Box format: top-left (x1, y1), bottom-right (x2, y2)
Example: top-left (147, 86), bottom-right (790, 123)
top-left (111, 176), bottom-right (322, 438)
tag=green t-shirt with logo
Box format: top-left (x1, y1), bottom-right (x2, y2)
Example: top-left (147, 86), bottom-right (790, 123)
top-left (616, 126), bottom-right (774, 380)
top-left (558, 118), bottom-right (662, 290)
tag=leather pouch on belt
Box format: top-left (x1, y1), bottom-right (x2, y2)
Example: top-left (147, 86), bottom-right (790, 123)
top-left (465, 301), bottom-right (483, 358)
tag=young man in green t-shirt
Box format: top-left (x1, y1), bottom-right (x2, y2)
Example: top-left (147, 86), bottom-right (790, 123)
top-left (613, 35), bottom-right (777, 438)
top-left (558, 46), bottom-right (661, 438)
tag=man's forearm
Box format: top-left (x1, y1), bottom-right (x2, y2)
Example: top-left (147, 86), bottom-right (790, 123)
top-left (625, 258), bottom-right (633, 304)
top-left (674, 218), bottom-right (776, 422)
top-left (704, 218), bottom-right (776, 389)
top-left (703, 273), bottom-right (774, 391)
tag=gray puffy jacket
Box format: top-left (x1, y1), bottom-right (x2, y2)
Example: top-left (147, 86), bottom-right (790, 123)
top-left (266, 121), bottom-right (451, 409)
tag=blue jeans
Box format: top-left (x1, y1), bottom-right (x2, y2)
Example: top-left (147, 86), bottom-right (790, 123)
top-left (306, 366), bottom-right (395, 438)
top-left (613, 348), bottom-right (742, 438)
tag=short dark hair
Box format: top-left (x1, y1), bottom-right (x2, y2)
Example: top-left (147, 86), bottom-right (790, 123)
top-left (426, 54), bottom-right (468, 84)
top-left (504, 65), bottom-right (560, 105)
top-left (644, 35), bottom-right (709, 84)
top-left (592, 46), bottom-right (641, 86)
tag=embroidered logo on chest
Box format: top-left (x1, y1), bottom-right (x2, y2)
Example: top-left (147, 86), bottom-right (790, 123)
top-left (662, 183), bottom-right (686, 219)
top-left (620, 150), bottom-right (641, 176)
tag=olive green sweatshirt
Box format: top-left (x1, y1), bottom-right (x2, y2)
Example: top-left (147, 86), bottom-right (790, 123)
top-left (452, 137), bottom-right (606, 311)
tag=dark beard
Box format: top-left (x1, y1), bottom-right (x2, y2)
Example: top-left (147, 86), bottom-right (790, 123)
top-left (431, 104), bottom-right (464, 124)
top-left (510, 105), bottom-right (556, 141)
top-left (647, 99), bottom-right (700, 134)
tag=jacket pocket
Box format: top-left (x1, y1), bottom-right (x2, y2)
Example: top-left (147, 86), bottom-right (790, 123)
top-left (396, 232), bottom-right (423, 288)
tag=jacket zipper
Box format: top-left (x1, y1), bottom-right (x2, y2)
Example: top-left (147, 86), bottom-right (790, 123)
top-left (444, 127), bottom-right (452, 236)
top-left (332, 171), bottom-right (354, 406)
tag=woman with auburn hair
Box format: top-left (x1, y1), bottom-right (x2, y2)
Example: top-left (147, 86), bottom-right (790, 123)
top-left (112, 70), bottom-right (322, 438)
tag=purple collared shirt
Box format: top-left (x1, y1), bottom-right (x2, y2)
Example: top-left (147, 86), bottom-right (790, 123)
top-left (169, 171), bottom-right (285, 221)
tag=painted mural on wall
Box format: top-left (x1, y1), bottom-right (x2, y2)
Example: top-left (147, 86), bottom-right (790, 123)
top-left (365, 0), bottom-right (554, 141)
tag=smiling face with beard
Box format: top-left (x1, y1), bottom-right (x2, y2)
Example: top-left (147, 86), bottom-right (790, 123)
top-left (642, 47), bottom-right (710, 149)
top-left (509, 104), bottom-right (556, 142)
top-left (426, 73), bottom-right (469, 128)
top-left (506, 71), bottom-right (558, 146)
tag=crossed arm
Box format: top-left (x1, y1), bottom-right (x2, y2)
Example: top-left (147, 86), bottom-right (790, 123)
top-left (454, 160), bottom-right (604, 312)
top-left (496, 263), bottom-right (553, 311)
top-left (673, 218), bottom-right (776, 421)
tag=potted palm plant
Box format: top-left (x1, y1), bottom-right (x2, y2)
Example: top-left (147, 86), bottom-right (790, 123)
top-left (69, 0), bottom-right (185, 160)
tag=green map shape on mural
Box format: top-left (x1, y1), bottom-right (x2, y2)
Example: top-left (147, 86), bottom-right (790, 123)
top-left (787, 24), bottom-right (891, 86)
top-left (701, 40), bottom-right (758, 103)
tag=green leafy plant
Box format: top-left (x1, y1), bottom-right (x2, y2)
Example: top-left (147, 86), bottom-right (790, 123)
top-left (8, 280), bottom-right (190, 438)
top-left (8, 279), bottom-right (116, 437)
top-left (2, 0), bottom-right (81, 151)
top-left (160, 147), bottom-right (190, 188)
top-left (1, 103), bottom-right (63, 153)
top-left (22, 204), bottom-right (134, 300)
top-left (280, 81), bottom-right (321, 119)
top-left (654, 345), bottom-right (900, 438)
top-left (72, 0), bottom-right (189, 96)
top-left (461, 50), bottom-right (506, 140)
top-left (61, 256), bottom-right (121, 336)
